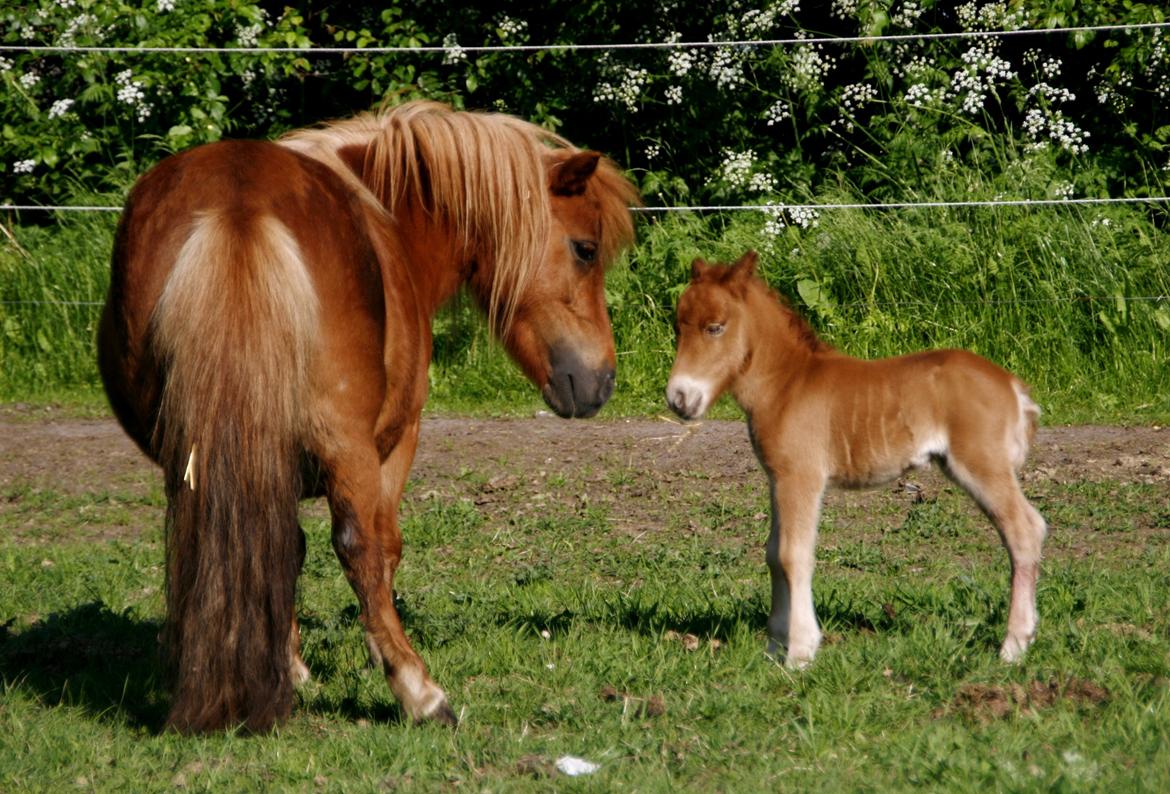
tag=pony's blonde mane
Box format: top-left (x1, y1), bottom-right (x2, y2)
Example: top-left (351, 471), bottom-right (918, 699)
top-left (280, 100), bottom-right (637, 331)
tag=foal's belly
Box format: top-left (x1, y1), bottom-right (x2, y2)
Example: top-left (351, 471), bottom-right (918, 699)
top-left (828, 432), bottom-right (945, 490)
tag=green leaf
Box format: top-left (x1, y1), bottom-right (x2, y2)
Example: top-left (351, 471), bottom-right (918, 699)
top-left (1152, 306), bottom-right (1170, 332)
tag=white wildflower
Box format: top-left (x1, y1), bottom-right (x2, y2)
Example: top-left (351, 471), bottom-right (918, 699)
top-left (13, 159), bottom-right (36, 173)
top-left (789, 205), bottom-right (819, 229)
top-left (667, 33), bottom-right (696, 78)
top-left (830, 0), bottom-right (859, 20)
top-left (115, 69), bottom-right (152, 123)
top-left (58, 12), bottom-right (97, 47)
top-left (645, 143), bottom-right (661, 160)
top-left (714, 149), bottom-right (775, 195)
top-left (783, 34), bottom-right (836, 92)
top-left (442, 33), bottom-right (466, 64)
top-left (708, 45), bottom-right (745, 90)
top-left (497, 16), bottom-right (527, 40)
top-left (0, 57), bottom-right (11, 72)
top-left (48, 98), bottom-right (75, 118)
top-left (841, 82), bottom-right (876, 110)
top-left (664, 84), bottom-right (683, 105)
top-left (891, 0), bottom-right (925, 28)
top-left (594, 67), bottom-right (649, 112)
top-left (157, 0), bottom-right (176, 11)
top-left (763, 205), bottom-right (787, 237)
top-left (18, 71), bottom-right (40, 90)
top-left (749, 171), bottom-right (778, 193)
top-left (766, 99), bottom-right (790, 126)
top-left (237, 22), bottom-right (262, 48)
top-left (905, 83), bottom-right (937, 108)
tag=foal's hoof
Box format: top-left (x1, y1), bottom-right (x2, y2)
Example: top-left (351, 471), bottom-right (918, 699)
top-left (415, 698), bottom-right (459, 727)
top-left (999, 636), bottom-right (1031, 663)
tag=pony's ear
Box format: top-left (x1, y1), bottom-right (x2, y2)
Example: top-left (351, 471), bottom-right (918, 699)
top-left (690, 257), bottom-right (711, 280)
top-left (550, 151), bottom-right (602, 196)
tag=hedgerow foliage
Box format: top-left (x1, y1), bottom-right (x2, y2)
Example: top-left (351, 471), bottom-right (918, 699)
top-left (3, 0), bottom-right (1169, 209)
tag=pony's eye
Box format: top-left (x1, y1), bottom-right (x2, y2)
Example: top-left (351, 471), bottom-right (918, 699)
top-left (705, 322), bottom-right (726, 337)
top-left (571, 239), bottom-right (598, 265)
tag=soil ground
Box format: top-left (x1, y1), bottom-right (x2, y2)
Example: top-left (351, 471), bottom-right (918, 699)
top-left (2, 405), bottom-right (1167, 548)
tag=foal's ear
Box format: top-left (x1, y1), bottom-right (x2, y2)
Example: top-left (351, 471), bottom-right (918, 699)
top-left (550, 151), bottom-right (602, 196)
top-left (728, 250), bottom-right (759, 288)
top-left (690, 257), bottom-right (711, 280)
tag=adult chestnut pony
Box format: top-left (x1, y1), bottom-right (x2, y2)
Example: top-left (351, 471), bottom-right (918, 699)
top-left (98, 101), bottom-right (638, 733)
top-left (666, 251), bottom-right (1047, 668)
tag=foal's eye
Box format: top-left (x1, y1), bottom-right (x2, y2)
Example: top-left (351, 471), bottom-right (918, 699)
top-left (705, 322), bottom-right (726, 337)
top-left (571, 239), bottom-right (598, 265)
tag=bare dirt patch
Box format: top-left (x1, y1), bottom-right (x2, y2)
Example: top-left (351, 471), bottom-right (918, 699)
top-left (937, 677), bottom-right (1111, 724)
top-left (1, 405), bottom-right (1167, 550)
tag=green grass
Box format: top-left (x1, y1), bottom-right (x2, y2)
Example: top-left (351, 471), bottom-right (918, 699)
top-left (3, 158), bottom-right (1169, 424)
top-left (2, 456), bottom-right (1168, 791)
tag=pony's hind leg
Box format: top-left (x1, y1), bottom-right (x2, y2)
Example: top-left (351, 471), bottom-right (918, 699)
top-left (943, 452), bottom-right (1047, 662)
top-left (325, 424), bottom-right (456, 725)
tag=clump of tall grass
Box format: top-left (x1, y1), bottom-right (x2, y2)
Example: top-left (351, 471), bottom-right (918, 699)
top-left (0, 210), bottom-right (117, 401)
top-left (3, 159), bottom-right (1167, 422)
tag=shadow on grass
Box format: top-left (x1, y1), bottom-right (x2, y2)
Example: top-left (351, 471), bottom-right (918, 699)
top-left (491, 595), bottom-right (902, 645)
top-left (0, 601), bottom-right (415, 730)
top-left (0, 600), bottom-right (167, 731)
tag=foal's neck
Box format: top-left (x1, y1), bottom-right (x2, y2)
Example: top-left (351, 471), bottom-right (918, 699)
top-left (733, 285), bottom-right (825, 416)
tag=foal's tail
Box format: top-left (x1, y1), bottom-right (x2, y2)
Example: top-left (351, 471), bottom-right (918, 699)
top-left (151, 212), bottom-right (318, 733)
top-left (1010, 379), bottom-right (1041, 471)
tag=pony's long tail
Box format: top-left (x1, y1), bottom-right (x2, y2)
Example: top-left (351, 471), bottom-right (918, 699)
top-left (151, 212), bottom-right (318, 733)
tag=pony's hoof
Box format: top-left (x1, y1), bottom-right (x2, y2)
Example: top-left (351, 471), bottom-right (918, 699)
top-left (290, 656), bottom-right (312, 686)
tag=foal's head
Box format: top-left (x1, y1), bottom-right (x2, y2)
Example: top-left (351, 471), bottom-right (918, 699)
top-left (491, 149), bottom-right (638, 418)
top-left (666, 251), bottom-right (761, 420)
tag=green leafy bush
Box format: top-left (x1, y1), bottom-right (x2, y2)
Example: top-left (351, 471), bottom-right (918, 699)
top-left (2, 0), bottom-right (313, 204)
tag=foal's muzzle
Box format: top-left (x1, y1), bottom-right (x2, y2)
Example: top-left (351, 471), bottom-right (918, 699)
top-left (665, 375), bottom-right (709, 421)
top-left (542, 345), bottom-right (615, 419)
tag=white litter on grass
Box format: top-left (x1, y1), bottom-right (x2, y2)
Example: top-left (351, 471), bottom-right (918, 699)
top-left (555, 756), bottom-right (600, 776)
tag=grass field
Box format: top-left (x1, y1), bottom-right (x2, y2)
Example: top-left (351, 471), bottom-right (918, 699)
top-left (1, 414), bottom-right (1167, 791)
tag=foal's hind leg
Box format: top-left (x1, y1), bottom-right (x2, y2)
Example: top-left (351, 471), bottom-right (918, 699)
top-left (325, 423), bottom-right (456, 725)
top-left (944, 452), bottom-right (1047, 662)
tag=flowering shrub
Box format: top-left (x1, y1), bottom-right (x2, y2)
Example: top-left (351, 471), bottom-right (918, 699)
top-left (3, 0), bottom-right (1169, 219)
top-left (1, 0), bottom-right (317, 205)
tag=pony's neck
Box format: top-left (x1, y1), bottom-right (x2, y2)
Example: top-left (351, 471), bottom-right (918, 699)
top-left (393, 206), bottom-right (477, 319)
top-left (732, 283), bottom-right (822, 417)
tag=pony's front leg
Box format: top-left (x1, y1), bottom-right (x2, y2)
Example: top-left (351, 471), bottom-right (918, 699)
top-left (764, 474), bottom-right (825, 668)
top-left (289, 523), bottom-right (311, 686)
top-left (327, 428), bottom-right (456, 726)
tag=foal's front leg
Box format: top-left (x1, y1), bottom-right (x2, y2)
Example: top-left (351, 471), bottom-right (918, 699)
top-left (764, 473), bottom-right (826, 668)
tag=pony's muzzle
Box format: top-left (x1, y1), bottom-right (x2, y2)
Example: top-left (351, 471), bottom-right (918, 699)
top-left (543, 345), bottom-right (615, 419)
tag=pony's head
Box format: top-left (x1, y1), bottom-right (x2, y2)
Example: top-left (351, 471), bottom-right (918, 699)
top-left (281, 102), bottom-right (639, 419)
top-left (666, 250), bottom-right (760, 420)
top-left (484, 148), bottom-right (638, 418)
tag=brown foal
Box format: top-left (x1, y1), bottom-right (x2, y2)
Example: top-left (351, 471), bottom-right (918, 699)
top-left (666, 251), bottom-right (1047, 667)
